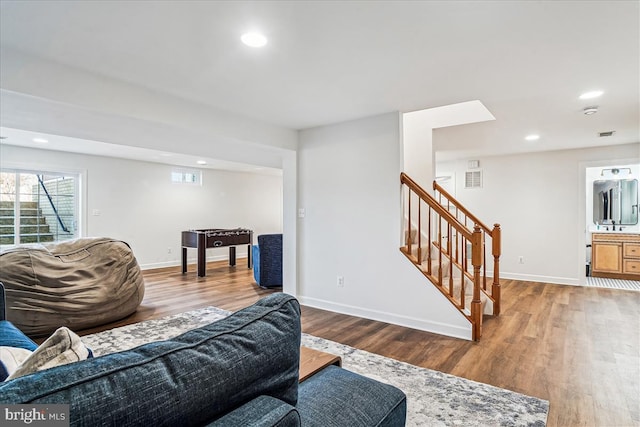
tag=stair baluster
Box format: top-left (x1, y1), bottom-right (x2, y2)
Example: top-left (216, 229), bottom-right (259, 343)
top-left (400, 173), bottom-right (501, 341)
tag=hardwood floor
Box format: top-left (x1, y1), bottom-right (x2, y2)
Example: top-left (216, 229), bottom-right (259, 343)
top-left (79, 261), bottom-right (640, 427)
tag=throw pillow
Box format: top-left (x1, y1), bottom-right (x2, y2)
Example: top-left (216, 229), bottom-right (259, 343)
top-left (6, 327), bottom-right (90, 381)
top-left (0, 347), bottom-right (33, 381)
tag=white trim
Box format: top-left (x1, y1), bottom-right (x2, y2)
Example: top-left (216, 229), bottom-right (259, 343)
top-left (282, 150), bottom-right (297, 298)
top-left (140, 254), bottom-right (250, 271)
top-left (298, 295), bottom-right (473, 341)
top-left (140, 261), bottom-right (183, 270)
top-left (500, 271), bottom-right (579, 286)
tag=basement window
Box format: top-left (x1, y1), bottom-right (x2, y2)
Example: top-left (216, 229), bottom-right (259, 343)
top-left (0, 169), bottom-right (79, 247)
top-left (171, 168), bottom-right (202, 185)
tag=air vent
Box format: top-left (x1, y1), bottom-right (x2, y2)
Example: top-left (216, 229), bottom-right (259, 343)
top-left (464, 170), bottom-right (482, 189)
top-left (598, 131), bottom-right (616, 137)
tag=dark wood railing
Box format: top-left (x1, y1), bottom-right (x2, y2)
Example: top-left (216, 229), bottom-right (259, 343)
top-left (400, 172), bottom-right (485, 340)
top-left (433, 180), bottom-right (501, 315)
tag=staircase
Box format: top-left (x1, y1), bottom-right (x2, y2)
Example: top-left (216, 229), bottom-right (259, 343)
top-left (0, 201), bottom-right (55, 245)
top-left (400, 173), bottom-right (501, 341)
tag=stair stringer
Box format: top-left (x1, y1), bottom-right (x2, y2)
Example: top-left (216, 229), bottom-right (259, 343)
top-left (399, 246), bottom-right (477, 326)
top-left (404, 226), bottom-right (496, 316)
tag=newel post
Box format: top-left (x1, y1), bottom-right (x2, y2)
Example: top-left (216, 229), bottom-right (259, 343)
top-left (491, 224), bottom-right (501, 315)
top-left (471, 225), bottom-right (483, 341)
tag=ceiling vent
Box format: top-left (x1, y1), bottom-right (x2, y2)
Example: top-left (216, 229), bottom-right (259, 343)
top-left (583, 106), bottom-right (598, 115)
top-left (598, 131), bottom-right (616, 137)
top-left (464, 170), bottom-right (482, 189)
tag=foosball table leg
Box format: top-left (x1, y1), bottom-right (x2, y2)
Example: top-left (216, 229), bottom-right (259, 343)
top-left (229, 246), bottom-right (236, 266)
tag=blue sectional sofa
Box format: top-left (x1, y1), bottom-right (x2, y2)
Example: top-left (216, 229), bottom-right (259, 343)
top-left (0, 284), bottom-right (406, 426)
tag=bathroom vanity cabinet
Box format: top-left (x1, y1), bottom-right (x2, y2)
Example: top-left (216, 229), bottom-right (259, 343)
top-left (591, 233), bottom-right (640, 279)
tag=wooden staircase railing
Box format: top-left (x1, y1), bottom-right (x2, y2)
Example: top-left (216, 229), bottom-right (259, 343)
top-left (400, 172), bottom-right (501, 341)
top-left (433, 180), bottom-right (502, 315)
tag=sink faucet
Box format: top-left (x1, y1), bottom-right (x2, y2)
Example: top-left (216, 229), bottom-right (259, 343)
top-left (612, 220), bottom-right (616, 231)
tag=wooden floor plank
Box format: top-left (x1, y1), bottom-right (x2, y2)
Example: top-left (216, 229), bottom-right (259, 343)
top-left (75, 261), bottom-right (639, 427)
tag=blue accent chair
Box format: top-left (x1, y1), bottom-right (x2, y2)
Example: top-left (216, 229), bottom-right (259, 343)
top-left (253, 234), bottom-right (283, 288)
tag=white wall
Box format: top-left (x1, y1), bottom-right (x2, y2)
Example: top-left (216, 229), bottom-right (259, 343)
top-left (402, 111), bottom-right (434, 189)
top-left (298, 113), bottom-right (472, 340)
top-left (436, 142), bottom-right (640, 285)
top-left (0, 144), bottom-right (283, 269)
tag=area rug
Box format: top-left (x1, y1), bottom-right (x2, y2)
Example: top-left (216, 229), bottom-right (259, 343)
top-left (82, 306), bottom-right (549, 427)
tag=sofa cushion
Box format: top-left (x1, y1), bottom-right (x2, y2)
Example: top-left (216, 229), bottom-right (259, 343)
top-left (0, 293), bottom-right (301, 426)
top-left (297, 365), bottom-right (407, 427)
top-left (206, 395), bottom-right (301, 427)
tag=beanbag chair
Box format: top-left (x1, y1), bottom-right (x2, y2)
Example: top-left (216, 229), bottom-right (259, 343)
top-left (0, 237), bottom-right (144, 336)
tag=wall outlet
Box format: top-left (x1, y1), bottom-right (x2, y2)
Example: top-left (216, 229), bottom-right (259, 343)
top-left (337, 276), bottom-right (345, 288)
top-left (518, 256), bottom-right (524, 264)
top-left (167, 247), bottom-right (172, 254)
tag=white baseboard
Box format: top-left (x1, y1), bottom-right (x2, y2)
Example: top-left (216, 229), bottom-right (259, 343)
top-left (297, 296), bottom-right (472, 341)
top-left (499, 271), bottom-right (579, 286)
top-left (140, 255), bottom-right (249, 271)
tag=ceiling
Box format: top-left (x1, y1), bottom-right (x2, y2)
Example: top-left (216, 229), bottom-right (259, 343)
top-left (0, 0), bottom-right (638, 163)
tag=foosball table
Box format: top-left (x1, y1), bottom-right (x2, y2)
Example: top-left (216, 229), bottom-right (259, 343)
top-left (181, 228), bottom-right (253, 277)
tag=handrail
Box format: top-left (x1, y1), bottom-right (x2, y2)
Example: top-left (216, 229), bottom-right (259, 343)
top-left (432, 177), bottom-right (501, 316)
top-left (37, 175), bottom-right (70, 233)
top-left (401, 173), bottom-right (472, 240)
top-left (400, 172), bottom-right (485, 340)
top-left (433, 180), bottom-right (493, 235)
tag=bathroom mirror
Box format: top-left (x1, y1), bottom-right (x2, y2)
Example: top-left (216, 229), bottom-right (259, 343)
top-left (593, 179), bottom-right (638, 225)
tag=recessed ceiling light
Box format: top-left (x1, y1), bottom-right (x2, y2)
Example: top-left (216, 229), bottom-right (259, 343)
top-left (196, 160), bottom-right (207, 165)
top-left (579, 90), bottom-right (604, 100)
top-left (241, 32), bottom-right (267, 48)
top-left (32, 138), bottom-right (49, 143)
top-left (525, 134), bottom-right (540, 141)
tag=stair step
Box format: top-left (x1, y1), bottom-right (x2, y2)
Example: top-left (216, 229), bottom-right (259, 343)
top-left (0, 208), bottom-right (42, 217)
top-left (406, 247), bottom-right (494, 315)
top-left (405, 243), bottom-right (444, 262)
top-left (0, 216), bottom-right (48, 225)
top-left (0, 201), bottom-right (39, 209)
top-left (0, 233), bottom-right (54, 244)
top-left (0, 224), bottom-right (51, 234)
top-left (419, 258), bottom-right (451, 276)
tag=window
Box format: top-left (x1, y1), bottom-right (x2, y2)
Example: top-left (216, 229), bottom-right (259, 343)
top-left (171, 168), bottom-right (202, 185)
top-left (0, 170), bottom-right (79, 247)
